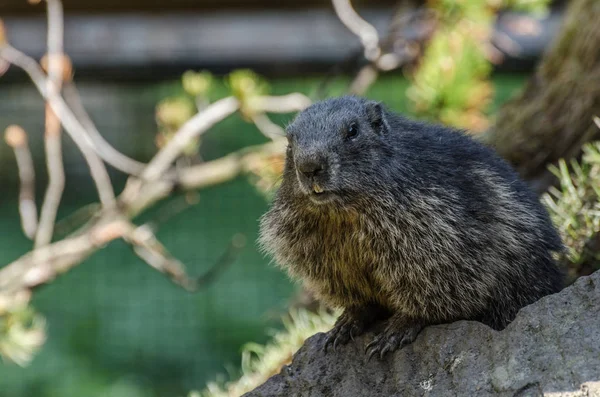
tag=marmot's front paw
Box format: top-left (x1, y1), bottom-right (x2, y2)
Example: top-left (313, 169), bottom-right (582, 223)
top-left (365, 321), bottom-right (423, 361)
top-left (323, 312), bottom-right (369, 353)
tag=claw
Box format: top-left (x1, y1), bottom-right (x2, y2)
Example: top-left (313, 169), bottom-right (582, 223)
top-left (365, 335), bottom-right (380, 353)
top-left (323, 334), bottom-right (333, 353)
top-left (379, 345), bottom-right (391, 360)
top-left (366, 346), bottom-right (378, 362)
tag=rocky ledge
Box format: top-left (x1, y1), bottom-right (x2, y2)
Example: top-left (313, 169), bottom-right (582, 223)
top-left (246, 271), bottom-right (600, 396)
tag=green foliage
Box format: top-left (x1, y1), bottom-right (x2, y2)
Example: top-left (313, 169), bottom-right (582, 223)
top-left (155, 96), bottom-right (198, 156)
top-left (408, 24), bottom-right (493, 131)
top-left (198, 308), bottom-right (338, 397)
top-left (182, 70), bottom-right (214, 98)
top-left (155, 69), bottom-right (214, 158)
top-left (0, 305), bottom-right (45, 367)
top-left (407, 0), bottom-right (550, 132)
top-left (543, 141), bottom-right (600, 279)
top-left (225, 70), bottom-right (270, 120)
top-left (154, 69), bottom-right (272, 158)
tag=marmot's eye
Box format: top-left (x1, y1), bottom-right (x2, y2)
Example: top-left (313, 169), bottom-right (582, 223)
top-left (347, 123), bottom-right (359, 139)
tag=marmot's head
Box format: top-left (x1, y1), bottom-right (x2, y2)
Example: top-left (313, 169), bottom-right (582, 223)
top-left (281, 96), bottom-right (392, 206)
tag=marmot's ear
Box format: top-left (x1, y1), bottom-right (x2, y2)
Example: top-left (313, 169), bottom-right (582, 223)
top-left (366, 101), bottom-right (389, 135)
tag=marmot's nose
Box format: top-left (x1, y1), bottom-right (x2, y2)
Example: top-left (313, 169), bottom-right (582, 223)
top-left (298, 159), bottom-right (325, 179)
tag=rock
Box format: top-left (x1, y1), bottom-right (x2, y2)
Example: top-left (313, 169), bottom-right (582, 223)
top-left (244, 271), bottom-right (600, 397)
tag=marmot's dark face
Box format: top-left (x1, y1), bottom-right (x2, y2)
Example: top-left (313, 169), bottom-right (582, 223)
top-left (282, 97), bottom-right (390, 206)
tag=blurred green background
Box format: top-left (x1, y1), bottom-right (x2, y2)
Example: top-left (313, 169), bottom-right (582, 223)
top-left (0, 74), bottom-right (525, 397)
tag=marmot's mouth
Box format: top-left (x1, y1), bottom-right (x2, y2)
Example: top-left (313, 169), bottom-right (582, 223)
top-left (309, 190), bottom-right (335, 204)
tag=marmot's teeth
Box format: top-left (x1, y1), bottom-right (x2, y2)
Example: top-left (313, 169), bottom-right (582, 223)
top-left (313, 184), bottom-right (324, 194)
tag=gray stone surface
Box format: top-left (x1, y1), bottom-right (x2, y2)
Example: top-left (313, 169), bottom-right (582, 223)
top-left (245, 271), bottom-right (600, 397)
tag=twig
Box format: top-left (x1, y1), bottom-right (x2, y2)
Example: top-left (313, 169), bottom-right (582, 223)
top-left (0, 88), bottom-right (296, 306)
top-left (250, 93), bottom-right (311, 139)
top-left (62, 82), bottom-right (146, 175)
top-left (0, 20), bottom-right (7, 77)
top-left (176, 140), bottom-right (286, 191)
top-left (0, 128), bottom-right (287, 310)
top-left (36, 114), bottom-right (65, 247)
top-left (35, 0), bottom-right (66, 248)
top-left (349, 65), bottom-right (379, 95)
top-left (256, 93), bottom-right (312, 114)
top-left (0, 45), bottom-right (117, 208)
top-left (125, 223), bottom-right (198, 291)
top-left (121, 139), bottom-right (286, 217)
top-left (144, 193), bottom-right (200, 231)
top-left (126, 224), bottom-right (246, 291)
top-left (4, 126), bottom-right (38, 240)
top-left (196, 233), bottom-right (247, 287)
top-left (594, 116), bottom-right (600, 129)
top-left (328, 2), bottom-right (437, 96)
top-left (1, 47), bottom-right (144, 176)
top-left (52, 202), bottom-right (101, 239)
top-left (251, 113), bottom-right (286, 140)
top-left (332, 0), bottom-right (380, 61)
top-left (141, 97), bottom-right (240, 181)
top-left (0, 217), bottom-right (129, 297)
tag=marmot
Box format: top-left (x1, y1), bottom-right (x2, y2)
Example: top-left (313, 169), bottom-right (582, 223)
top-left (259, 96), bottom-right (564, 359)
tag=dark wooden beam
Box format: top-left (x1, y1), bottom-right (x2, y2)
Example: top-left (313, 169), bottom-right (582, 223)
top-left (1, 8), bottom-right (563, 80)
top-left (0, 0), bottom-right (397, 14)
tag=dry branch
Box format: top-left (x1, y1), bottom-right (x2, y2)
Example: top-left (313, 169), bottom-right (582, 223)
top-left (35, 0), bottom-right (66, 248)
top-left (0, 217), bottom-right (130, 299)
top-left (329, 1), bottom-right (436, 96)
top-left (125, 223), bottom-right (198, 291)
top-left (251, 113), bottom-right (286, 140)
top-left (0, 45), bottom-right (117, 207)
top-left (332, 0), bottom-right (380, 61)
top-left (2, 43), bottom-right (145, 176)
top-left (0, 0), bottom-right (311, 330)
top-left (4, 126), bottom-right (37, 240)
top-left (0, 139), bottom-right (284, 303)
top-left (141, 97), bottom-right (240, 181)
top-left (61, 82), bottom-right (147, 175)
top-left (255, 94), bottom-right (312, 113)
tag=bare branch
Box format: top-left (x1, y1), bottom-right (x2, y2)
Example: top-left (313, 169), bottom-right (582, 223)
top-left (4, 126), bottom-right (38, 240)
top-left (0, 45), bottom-right (117, 207)
top-left (141, 97), bottom-right (240, 181)
top-left (126, 225), bottom-right (246, 291)
top-left (121, 139), bottom-right (286, 217)
top-left (251, 113), bottom-right (286, 140)
top-left (35, 109), bottom-right (65, 247)
top-left (62, 82), bottom-right (147, 175)
top-left (145, 193), bottom-right (200, 231)
top-left (125, 223), bottom-right (198, 291)
top-left (325, 3), bottom-right (437, 97)
top-left (0, 217), bottom-right (129, 299)
top-left (196, 233), bottom-right (246, 287)
top-left (35, 0), bottom-right (66, 248)
top-left (349, 65), bottom-right (379, 95)
top-left (256, 93), bottom-right (312, 114)
top-left (177, 140), bottom-right (286, 191)
top-left (0, 82), bottom-right (301, 307)
top-left (45, 0), bottom-right (63, 75)
top-left (332, 0), bottom-right (380, 61)
top-left (1, 46), bottom-right (144, 176)
top-left (594, 116), bottom-right (600, 130)
top-left (0, 134), bottom-right (286, 314)
top-left (249, 93), bottom-right (311, 140)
